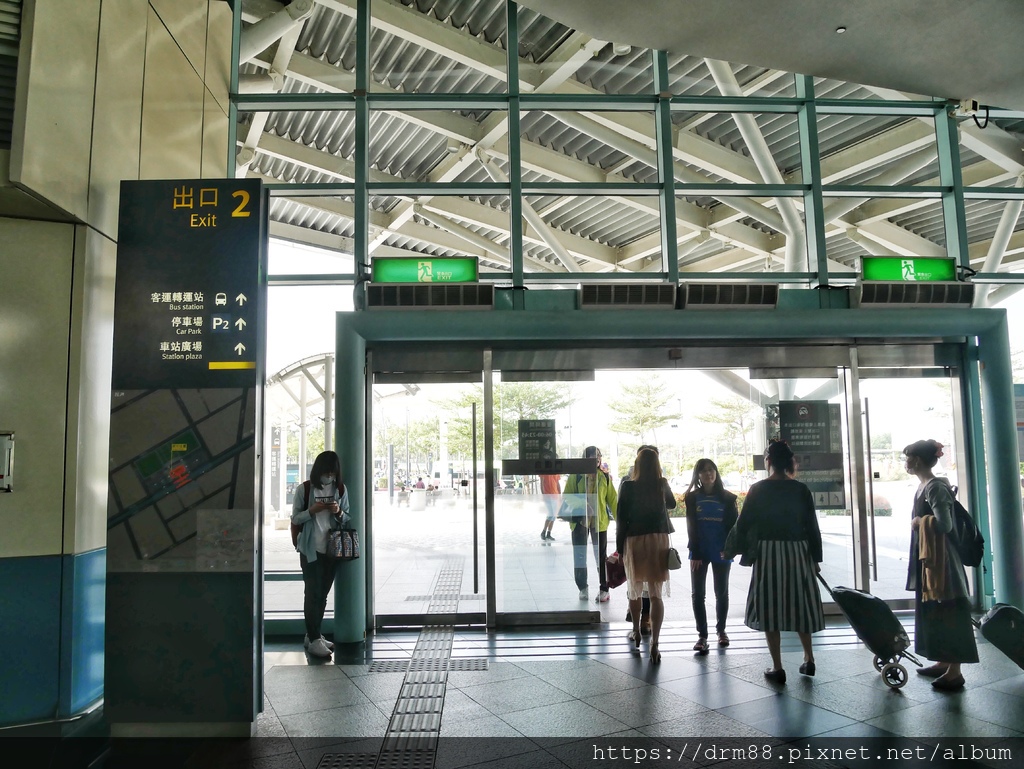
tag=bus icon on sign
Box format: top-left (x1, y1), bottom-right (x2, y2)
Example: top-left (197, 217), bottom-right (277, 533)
top-left (215, 293), bottom-right (227, 305)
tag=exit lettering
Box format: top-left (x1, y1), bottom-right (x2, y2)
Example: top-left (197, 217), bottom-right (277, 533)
top-left (190, 213), bottom-right (217, 228)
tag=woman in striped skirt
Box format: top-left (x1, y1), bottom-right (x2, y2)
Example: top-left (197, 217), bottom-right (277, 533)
top-left (734, 440), bottom-right (824, 684)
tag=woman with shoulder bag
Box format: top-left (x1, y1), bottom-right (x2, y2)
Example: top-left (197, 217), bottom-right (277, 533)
top-left (612, 447), bottom-right (676, 663)
top-left (903, 439), bottom-right (977, 691)
top-left (291, 450), bottom-right (351, 658)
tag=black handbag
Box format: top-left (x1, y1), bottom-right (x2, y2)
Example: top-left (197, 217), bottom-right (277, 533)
top-left (724, 520), bottom-right (758, 566)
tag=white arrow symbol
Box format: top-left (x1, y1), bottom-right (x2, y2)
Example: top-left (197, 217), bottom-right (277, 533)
top-left (234, 343), bottom-right (245, 355)
top-left (234, 318), bottom-right (246, 330)
top-left (236, 293), bottom-right (247, 306)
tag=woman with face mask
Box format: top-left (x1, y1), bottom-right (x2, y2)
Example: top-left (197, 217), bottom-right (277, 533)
top-left (291, 450), bottom-right (350, 658)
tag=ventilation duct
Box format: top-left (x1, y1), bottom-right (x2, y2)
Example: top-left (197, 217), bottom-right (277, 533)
top-left (365, 283), bottom-right (494, 310)
top-left (0, 0), bottom-right (21, 150)
top-left (579, 283), bottom-right (676, 310)
top-left (681, 283), bottom-right (779, 310)
top-left (857, 282), bottom-right (975, 308)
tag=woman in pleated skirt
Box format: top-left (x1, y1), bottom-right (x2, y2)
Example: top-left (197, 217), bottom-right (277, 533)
top-left (734, 440), bottom-right (824, 684)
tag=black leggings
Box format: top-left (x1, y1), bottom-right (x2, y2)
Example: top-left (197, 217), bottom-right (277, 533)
top-left (300, 553), bottom-right (339, 640)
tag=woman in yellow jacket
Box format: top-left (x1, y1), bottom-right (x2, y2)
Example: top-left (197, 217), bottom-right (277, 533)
top-left (564, 446), bottom-right (618, 602)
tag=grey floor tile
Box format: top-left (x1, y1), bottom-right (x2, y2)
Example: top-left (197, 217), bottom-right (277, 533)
top-left (459, 675), bottom-right (576, 716)
top-left (279, 702), bottom-right (391, 738)
top-left (189, 737), bottom-right (298, 769)
top-left (437, 688), bottom-right (494, 722)
top-left (595, 654), bottom-right (706, 684)
top-left (638, 709), bottom-right (772, 739)
top-left (435, 745), bottom-right (565, 769)
top-left (264, 663), bottom-right (345, 693)
top-left (659, 671), bottom-right (777, 710)
top-left (447, 660), bottom-right (533, 689)
top-left (815, 722), bottom-right (903, 738)
top-left (581, 684), bottom-right (706, 728)
top-left (779, 677), bottom-right (919, 722)
top-left (438, 712), bottom-right (526, 738)
top-left (499, 699), bottom-right (631, 741)
top-left (984, 674), bottom-right (1024, 698)
top-left (349, 671), bottom-right (407, 707)
top-left (717, 696), bottom-right (858, 738)
top-left (928, 685), bottom-right (1024, 732)
top-left (536, 660), bottom-right (648, 699)
top-left (863, 700), bottom-right (1023, 738)
top-left (269, 676), bottom-right (372, 717)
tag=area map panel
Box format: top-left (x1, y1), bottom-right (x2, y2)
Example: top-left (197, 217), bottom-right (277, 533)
top-left (107, 388), bottom-right (255, 566)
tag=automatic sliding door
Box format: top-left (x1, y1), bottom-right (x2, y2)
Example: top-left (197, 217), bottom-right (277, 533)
top-left (746, 367), bottom-right (858, 599)
top-left (857, 368), bottom-right (966, 603)
top-left (370, 375), bottom-right (486, 626)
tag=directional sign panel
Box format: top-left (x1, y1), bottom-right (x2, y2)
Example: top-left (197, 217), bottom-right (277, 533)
top-left (113, 179), bottom-right (263, 389)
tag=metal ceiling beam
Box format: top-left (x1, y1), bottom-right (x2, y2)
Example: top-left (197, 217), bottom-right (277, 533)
top-left (705, 58), bottom-right (805, 270)
top-left (476, 148), bottom-right (582, 272)
top-left (239, 0), bottom-right (314, 64)
top-left (315, 0), bottom-right (526, 88)
top-left (974, 176), bottom-right (1024, 306)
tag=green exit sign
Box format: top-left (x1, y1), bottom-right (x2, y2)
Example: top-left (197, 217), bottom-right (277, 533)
top-left (862, 256), bottom-right (957, 282)
top-left (372, 257), bottom-right (478, 284)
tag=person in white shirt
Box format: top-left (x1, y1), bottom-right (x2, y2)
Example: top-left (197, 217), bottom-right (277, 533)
top-left (291, 451), bottom-right (351, 658)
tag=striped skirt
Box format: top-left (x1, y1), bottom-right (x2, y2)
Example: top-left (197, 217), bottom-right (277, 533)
top-left (744, 539), bottom-right (825, 634)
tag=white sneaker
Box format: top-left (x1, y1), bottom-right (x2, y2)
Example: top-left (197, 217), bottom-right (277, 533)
top-left (596, 590), bottom-right (610, 603)
top-left (578, 588), bottom-right (589, 600)
top-left (304, 634), bottom-right (334, 651)
top-left (307, 637), bottom-right (332, 658)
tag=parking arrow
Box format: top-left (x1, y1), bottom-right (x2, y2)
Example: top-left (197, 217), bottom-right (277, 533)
top-left (234, 343), bottom-right (245, 355)
top-left (234, 318), bottom-right (247, 330)
top-left (236, 293), bottom-right (248, 306)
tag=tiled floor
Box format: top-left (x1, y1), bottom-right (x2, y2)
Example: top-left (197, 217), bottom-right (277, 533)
top-left (186, 618), bottom-right (1024, 769)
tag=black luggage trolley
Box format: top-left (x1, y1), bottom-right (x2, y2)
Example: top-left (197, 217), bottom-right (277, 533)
top-left (817, 574), bottom-right (921, 688)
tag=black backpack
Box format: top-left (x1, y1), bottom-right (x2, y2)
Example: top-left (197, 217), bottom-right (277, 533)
top-left (949, 487), bottom-right (984, 568)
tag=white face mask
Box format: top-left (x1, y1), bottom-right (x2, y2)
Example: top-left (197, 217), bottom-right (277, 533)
top-left (321, 474), bottom-right (336, 487)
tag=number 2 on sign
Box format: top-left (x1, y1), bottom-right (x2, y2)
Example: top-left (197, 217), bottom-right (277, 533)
top-left (232, 190), bottom-right (251, 217)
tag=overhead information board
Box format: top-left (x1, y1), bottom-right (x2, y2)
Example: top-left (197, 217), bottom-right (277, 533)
top-left (372, 256), bottom-right (478, 284)
top-left (113, 179), bottom-right (263, 389)
top-left (861, 256), bottom-right (956, 282)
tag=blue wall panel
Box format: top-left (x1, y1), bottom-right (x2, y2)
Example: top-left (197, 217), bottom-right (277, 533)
top-left (0, 555), bottom-right (61, 725)
top-left (60, 548), bottom-right (106, 716)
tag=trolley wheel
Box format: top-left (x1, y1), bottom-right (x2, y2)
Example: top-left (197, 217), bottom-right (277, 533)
top-left (881, 662), bottom-right (908, 689)
top-left (872, 655), bottom-right (886, 672)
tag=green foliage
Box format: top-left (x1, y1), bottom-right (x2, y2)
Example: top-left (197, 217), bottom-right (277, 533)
top-left (871, 431), bottom-right (892, 450)
top-left (435, 382), bottom-right (576, 459)
top-left (608, 375), bottom-right (674, 442)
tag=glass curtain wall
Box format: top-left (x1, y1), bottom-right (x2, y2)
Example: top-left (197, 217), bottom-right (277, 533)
top-left (233, 1), bottom-right (1016, 624)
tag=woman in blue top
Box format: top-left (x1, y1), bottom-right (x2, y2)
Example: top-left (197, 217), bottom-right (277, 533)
top-left (684, 458), bottom-right (739, 654)
top-left (291, 451), bottom-right (351, 658)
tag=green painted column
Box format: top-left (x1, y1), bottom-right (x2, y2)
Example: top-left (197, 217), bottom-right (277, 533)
top-left (977, 314), bottom-right (1024, 609)
top-left (334, 319), bottom-right (367, 643)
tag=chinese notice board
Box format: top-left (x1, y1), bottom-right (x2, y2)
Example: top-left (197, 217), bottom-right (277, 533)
top-left (778, 401), bottom-right (846, 509)
top-left (518, 419), bottom-right (557, 460)
top-left (113, 179), bottom-right (264, 389)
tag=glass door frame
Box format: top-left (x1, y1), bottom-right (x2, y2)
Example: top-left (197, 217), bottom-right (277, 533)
top-left (339, 307), bottom-right (1011, 638)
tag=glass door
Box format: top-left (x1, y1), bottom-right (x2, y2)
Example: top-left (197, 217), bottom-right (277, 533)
top-left (857, 366), bottom-right (968, 604)
top-left (744, 365), bottom-right (858, 599)
top-left (369, 374), bottom-right (487, 627)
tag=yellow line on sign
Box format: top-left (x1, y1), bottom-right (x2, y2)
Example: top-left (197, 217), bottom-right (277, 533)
top-left (208, 361), bottom-right (256, 370)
